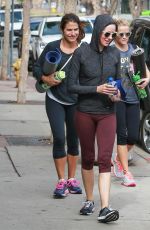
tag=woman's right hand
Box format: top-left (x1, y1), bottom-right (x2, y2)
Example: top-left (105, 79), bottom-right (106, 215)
top-left (97, 83), bottom-right (118, 95)
top-left (41, 73), bottom-right (61, 87)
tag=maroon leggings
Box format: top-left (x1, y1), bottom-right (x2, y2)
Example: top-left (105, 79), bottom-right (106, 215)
top-left (75, 111), bottom-right (116, 173)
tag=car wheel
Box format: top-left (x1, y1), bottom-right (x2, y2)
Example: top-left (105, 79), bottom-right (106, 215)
top-left (140, 112), bottom-right (150, 154)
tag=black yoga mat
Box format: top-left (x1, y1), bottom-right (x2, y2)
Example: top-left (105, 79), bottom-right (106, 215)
top-left (131, 47), bottom-right (146, 78)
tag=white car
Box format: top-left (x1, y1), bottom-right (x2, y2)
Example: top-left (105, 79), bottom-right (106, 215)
top-left (32, 16), bottom-right (93, 62)
top-left (0, 8), bottom-right (23, 45)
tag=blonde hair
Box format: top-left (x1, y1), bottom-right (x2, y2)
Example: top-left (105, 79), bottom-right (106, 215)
top-left (114, 18), bottom-right (129, 27)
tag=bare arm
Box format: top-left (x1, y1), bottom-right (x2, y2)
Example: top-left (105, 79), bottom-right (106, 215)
top-left (136, 65), bottom-right (150, 89)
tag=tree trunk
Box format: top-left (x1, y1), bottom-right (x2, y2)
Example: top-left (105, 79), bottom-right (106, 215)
top-left (0, 0), bottom-right (10, 80)
top-left (110, 0), bottom-right (118, 15)
top-left (129, 0), bottom-right (142, 19)
top-left (92, 0), bottom-right (101, 16)
top-left (64, 0), bottom-right (77, 14)
top-left (17, 0), bottom-right (30, 104)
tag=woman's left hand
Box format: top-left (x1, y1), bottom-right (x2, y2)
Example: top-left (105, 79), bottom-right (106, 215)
top-left (136, 78), bottom-right (150, 89)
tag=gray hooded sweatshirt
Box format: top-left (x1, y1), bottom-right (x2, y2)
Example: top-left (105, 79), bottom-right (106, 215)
top-left (68, 14), bottom-right (121, 114)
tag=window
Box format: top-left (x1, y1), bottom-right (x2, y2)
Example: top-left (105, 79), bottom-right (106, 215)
top-left (121, 0), bottom-right (130, 14)
top-left (30, 22), bottom-right (41, 31)
top-left (82, 21), bottom-right (93, 34)
top-left (0, 11), bottom-right (22, 23)
top-left (141, 28), bottom-right (150, 68)
top-left (13, 11), bottom-right (22, 22)
top-left (131, 25), bottom-right (143, 45)
top-left (0, 12), bottom-right (5, 22)
top-left (43, 21), bottom-right (61, 36)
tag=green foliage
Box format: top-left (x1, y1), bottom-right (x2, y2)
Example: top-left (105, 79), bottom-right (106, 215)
top-left (141, 10), bottom-right (150, 16)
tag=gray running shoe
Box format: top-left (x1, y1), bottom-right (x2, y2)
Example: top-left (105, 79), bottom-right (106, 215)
top-left (98, 207), bottom-right (119, 223)
top-left (80, 200), bottom-right (95, 215)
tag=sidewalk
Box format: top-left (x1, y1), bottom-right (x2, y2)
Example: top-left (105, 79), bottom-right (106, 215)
top-left (0, 77), bottom-right (150, 230)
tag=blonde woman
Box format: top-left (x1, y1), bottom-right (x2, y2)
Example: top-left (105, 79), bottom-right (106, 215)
top-left (113, 19), bottom-right (150, 187)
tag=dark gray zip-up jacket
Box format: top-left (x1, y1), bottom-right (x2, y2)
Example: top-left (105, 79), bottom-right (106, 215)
top-left (68, 14), bottom-right (121, 114)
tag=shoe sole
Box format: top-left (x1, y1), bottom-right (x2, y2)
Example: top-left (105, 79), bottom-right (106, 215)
top-left (53, 190), bottom-right (69, 198)
top-left (121, 182), bottom-right (136, 187)
top-left (98, 210), bottom-right (119, 223)
top-left (80, 208), bottom-right (95, 215)
top-left (69, 190), bottom-right (82, 194)
top-left (53, 194), bottom-right (68, 199)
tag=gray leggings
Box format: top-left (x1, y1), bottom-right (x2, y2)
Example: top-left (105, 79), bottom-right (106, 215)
top-left (45, 94), bottom-right (79, 159)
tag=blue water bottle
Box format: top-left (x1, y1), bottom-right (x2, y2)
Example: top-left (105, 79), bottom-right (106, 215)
top-left (107, 76), bottom-right (116, 86)
top-left (107, 76), bottom-right (118, 95)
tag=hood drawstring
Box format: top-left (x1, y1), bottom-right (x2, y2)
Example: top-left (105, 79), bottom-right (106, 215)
top-left (99, 52), bottom-right (104, 83)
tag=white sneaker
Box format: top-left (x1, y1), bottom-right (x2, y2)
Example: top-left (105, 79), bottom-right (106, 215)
top-left (121, 171), bottom-right (136, 187)
top-left (112, 156), bottom-right (124, 178)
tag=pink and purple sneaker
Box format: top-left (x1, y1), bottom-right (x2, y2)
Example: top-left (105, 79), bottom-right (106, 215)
top-left (53, 179), bottom-right (69, 198)
top-left (67, 178), bottom-right (82, 194)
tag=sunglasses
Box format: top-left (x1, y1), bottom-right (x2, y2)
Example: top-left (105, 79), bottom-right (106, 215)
top-left (117, 32), bottom-right (131, 38)
top-left (102, 31), bottom-right (117, 39)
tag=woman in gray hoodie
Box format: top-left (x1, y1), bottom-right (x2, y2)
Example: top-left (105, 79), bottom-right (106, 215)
top-left (68, 14), bottom-right (121, 223)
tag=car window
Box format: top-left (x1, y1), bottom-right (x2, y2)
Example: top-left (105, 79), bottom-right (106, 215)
top-left (42, 20), bottom-right (93, 36)
top-left (43, 21), bottom-right (61, 36)
top-left (13, 11), bottom-right (22, 22)
top-left (0, 12), bottom-right (5, 21)
top-left (0, 10), bottom-right (22, 23)
top-left (90, 19), bottom-right (95, 26)
top-left (82, 21), bottom-right (93, 34)
top-left (131, 25), bottom-right (143, 44)
top-left (30, 21), bottom-right (41, 31)
top-left (140, 28), bottom-right (150, 68)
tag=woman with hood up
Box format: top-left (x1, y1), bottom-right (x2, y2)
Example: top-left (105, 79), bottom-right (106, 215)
top-left (68, 14), bottom-right (121, 223)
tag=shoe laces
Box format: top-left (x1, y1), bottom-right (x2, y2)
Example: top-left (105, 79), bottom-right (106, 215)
top-left (67, 178), bottom-right (80, 187)
top-left (83, 200), bottom-right (93, 208)
top-left (56, 180), bottom-right (66, 189)
top-left (124, 171), bottom-right (133, 179)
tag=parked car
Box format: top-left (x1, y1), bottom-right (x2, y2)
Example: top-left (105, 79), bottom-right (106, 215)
top-left (31, 16), bottom-right (93, 62)
top-left (130, 16), bottom-right (150, 153)
top-left (0, 8), bottom-right (23, 46)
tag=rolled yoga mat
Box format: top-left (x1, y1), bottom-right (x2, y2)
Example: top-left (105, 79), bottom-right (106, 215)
top-left (130, 47), bottom-right (148, 99)
top-left (131, 47), bottom-right (146, 78)
top-left (36, 49), bottom-right (62, 93)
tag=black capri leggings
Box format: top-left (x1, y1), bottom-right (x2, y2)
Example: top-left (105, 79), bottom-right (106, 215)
top-left (116, 101), bottom-right (140, 145)
top-left (45, 94), bottom-right (79, 159)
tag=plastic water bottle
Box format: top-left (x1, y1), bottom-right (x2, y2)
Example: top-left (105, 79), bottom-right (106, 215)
top-left (107, 76), bottom-right (117, 87)
top-left (107, 76), bottom-right (118, 95)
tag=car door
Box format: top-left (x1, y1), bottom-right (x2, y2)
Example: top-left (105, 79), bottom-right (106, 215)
top-left (130, 20), bottom-right (150, 153)
top-left (139, 26), bottom-right (150, 111)
top-left (140, 26), bottom-right (150, 153)
top-left (140, 28), bottom-right (150, 69)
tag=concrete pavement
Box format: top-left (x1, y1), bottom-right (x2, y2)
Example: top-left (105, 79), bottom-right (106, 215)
top-left (0, 77), bottom-right (150, 230)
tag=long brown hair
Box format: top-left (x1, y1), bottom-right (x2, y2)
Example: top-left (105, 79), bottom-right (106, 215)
top-left (60, 13), bottom-right (85, 43)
